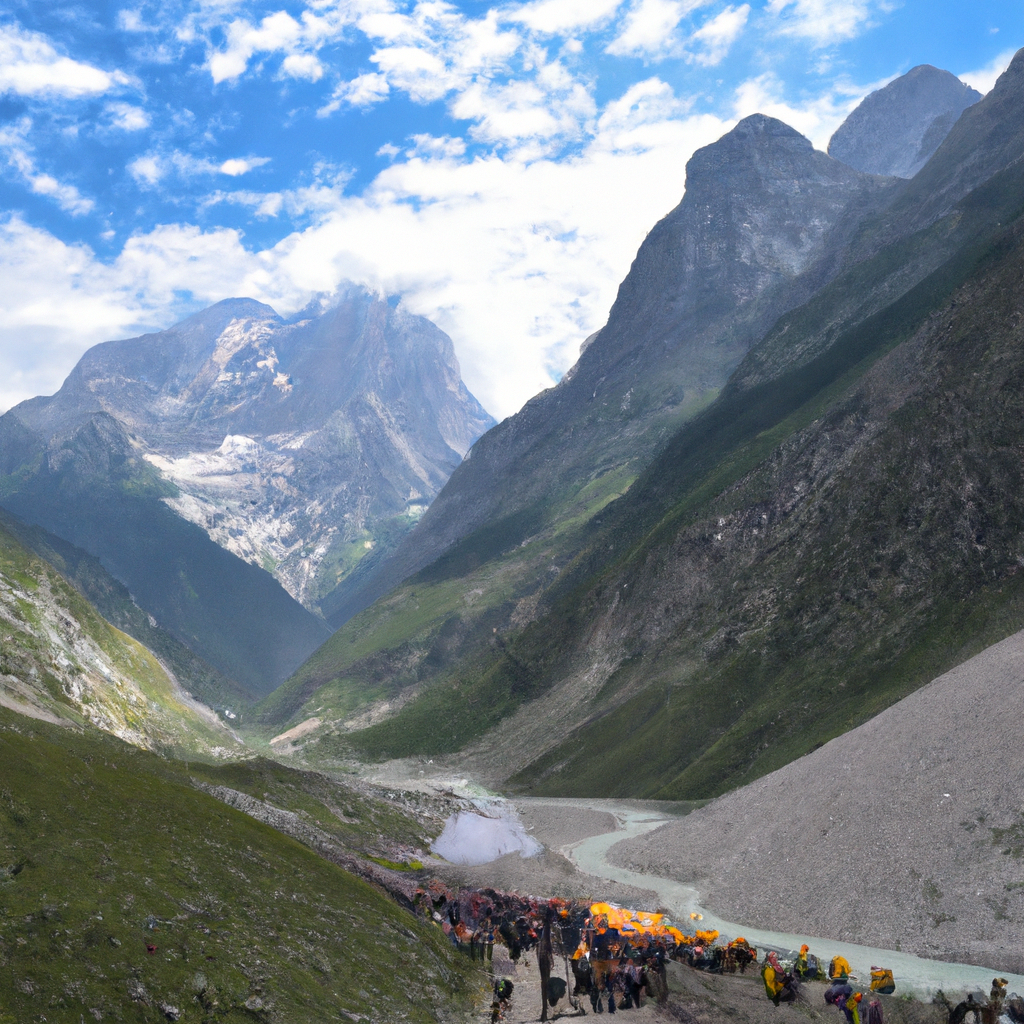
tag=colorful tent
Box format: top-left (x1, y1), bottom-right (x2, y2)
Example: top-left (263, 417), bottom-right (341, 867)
top-left (588, 902), bottom-right (697, 945)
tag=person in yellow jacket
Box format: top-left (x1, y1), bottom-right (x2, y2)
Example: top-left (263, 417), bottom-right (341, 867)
top-left (829, 954), bottom-right (852, 980)
top-left (761, 951), bottom-right (796, 1006)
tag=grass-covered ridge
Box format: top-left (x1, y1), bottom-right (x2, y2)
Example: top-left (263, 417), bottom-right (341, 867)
top-left (0, 708), bottom-right (477, 1023)
top-left (0, 517), bottom-right (242, 757)
top-left (0, 413), bottom-right (329, 697)
top-left (0, 507), bottom-right (255, 717)
top-left (251, 460), bottom-right (639, 742)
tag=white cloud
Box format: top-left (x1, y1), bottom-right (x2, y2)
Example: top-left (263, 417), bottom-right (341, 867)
top-left (280, 52), bottom-right (324, 81)
top-left (106, 101), bottom-right (151, 131)
top-left (129, 150), bottom-right (250, 185)
top-left (128, 154), bottom-right (164, 185)
top-left (219, 156), bottom-right (271, 176)
top-left (507, 0), bottom-right (624, 34)
top-left (117, 10), bottom-right (148, 33)
top-left (209, 11), bottom-right (303, 82)
top-left (206, 4), bottom-right (358, 83)
top-left (451, 63), bottom-right (596, 151)
top-left (370, 45), bottom-right (459, 103)
top-left (204, 189), bottom-right (286, 218)
top-left (687, 4), bottom-right (749, 65)
top-left (594, 77), bottom-right (692, 151)
top-left (406, 134), bottom-right (467, 159)
top-left (0, 216), bottom-right (149, 411)
top-left (606, 0), bottom-right (707, 58)
top-left (765, 0), bottom-right (880, 45)
top-left (24, 172), bottom-right (94, 216)
top-left (0, 119), bottom-right (94, 215)
top-left (959, 48), bottom-right (1016, 95)
top-left (0, 23), bottom-right (128, 98)
top-left (318, 72), bottom-right (391, 115)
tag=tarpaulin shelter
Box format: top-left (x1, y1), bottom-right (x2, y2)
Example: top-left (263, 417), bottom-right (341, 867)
top-left (588, 902), bottom-right (692, 946)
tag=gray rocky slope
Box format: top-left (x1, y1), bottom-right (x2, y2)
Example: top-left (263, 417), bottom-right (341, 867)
top-left (6, 287), bottom-right (493, 613)
top-left (326, 61), bottom-right (990, 631)
top-left (609, 628), bottom-right (1024, 975)
top-left (828, 65), bottom-right (981, 178)
top-left (328, 114), bottom-right (897, 627)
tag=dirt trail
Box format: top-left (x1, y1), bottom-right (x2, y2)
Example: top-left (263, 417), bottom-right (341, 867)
top-left (479, 945), bottom-right (667, 1024)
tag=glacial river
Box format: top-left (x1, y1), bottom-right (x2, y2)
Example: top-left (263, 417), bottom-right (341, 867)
top-left (522, 797), bottom-right (1024, 1001)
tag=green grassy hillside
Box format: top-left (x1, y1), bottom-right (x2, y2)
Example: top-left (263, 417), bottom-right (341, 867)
top-left (0, 508), bottom-right (255, 716)
top-left (251, 460), bottom-right (639, 739)
top-left (0, 413), bottom-right (329, 696)
top-left (0, 516), bottom-right (244, 757)
top-left (0, 707), bottom-right (477, 1023)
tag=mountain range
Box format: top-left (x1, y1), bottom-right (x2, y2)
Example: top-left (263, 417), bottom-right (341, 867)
top-left (3, 55), bottom-right (1023, 808)
top-left (250, 53), bottom-right (1024, 810)
top-left (2, 50), bottom-right (1024, 1024)
top-left (0, 288), bottom-right (492, 695)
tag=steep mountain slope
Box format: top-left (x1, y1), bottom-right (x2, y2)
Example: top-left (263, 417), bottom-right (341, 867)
top-left (610, 628), bottom-right (1024, 975)
top-left (0, 410), bottom-right (329, 696)
top-left (0, 515), bottom-right (243, 755)
top-left (476, 138), bottom-right (1024, 797)
top-left (6, 288), bottom-right (493, 615)
top-left (0, 506), bottom-right (255, 714)
top-left (326, 114), bottom-right (894, 628)
top-left (346, 59), bottom-right (1002, 634)
top-left (0, 288), bottom-right (494, 694)
top-left (264, 51), bottom-right (1024, 807)
top-left (255, 59), bottom-right (1010, 749)
top-left (828, 65), bottom-right (980, 178)
top-left (0, 707), bottom-right (476, 1022)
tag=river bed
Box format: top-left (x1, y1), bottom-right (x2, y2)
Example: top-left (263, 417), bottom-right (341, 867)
top-left (527, 797), bottom-right (1024, 1000)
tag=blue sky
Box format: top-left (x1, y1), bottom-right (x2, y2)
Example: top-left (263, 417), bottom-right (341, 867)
top-left (0, 0), bottom-right (1020, 419)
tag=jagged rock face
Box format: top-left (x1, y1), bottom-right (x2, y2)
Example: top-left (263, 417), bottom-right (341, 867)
top-left (11, 289), bottom-right (494, 610)
top-left (828, 65), bottom-right (980, 178)
top-left (331, 115), bottom-right (887, 625)
top-left (587, 114), bottom-right (878, 365)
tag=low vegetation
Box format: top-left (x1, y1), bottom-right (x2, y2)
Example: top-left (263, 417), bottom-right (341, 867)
top-left (0, 708), bottom-right (478, 1023)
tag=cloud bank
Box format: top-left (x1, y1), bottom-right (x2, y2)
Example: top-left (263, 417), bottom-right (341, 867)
top-left (0, 2), bottom-right (1016, 421)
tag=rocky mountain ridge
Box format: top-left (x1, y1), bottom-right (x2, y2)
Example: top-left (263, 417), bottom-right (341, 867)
top-left (328, 113), bottom-right (897, 627)
top-left (828, 64), bottom-right (981, 178)
top-left (0, 286), bottom-right (492, 694)
top-left (8, 287), bottom-right (493, 612)
top-left (260, 51), bottom-right (1024, 809)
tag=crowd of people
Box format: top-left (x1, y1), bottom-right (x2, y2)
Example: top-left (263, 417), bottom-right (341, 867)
top-left (410, 881), bottom-right (1016, 1024)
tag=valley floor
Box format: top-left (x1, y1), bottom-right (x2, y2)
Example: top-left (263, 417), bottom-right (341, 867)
top-left (355, 761), bottom-right (1020, 1015)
